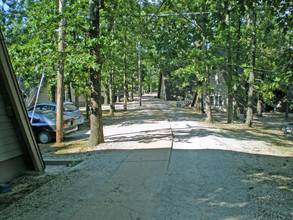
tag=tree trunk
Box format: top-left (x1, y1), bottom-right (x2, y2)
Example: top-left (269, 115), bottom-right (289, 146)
top-left (123, 29), bottom-right (127, 111)
top-left (205, 70), bottom-right (213, 123)
top-left (189, 91), bottom-right (197, 107)
top-left (157, 69), bottom-right (163, 98)
top-left (227, 92), bottom-right (233, 122)
top-left (150, 82), bottom-right (152, 93)
top-left (67, 84), bottom-right (72, 102)
top-left (225, 0), bottom-right (233, 123)
top-left (131, 73), bottom-right (134, 101)
top-left (233, 99), bottom-right (239, 120)
top-left (256, 97), bottom-right (262, 117)
top-left (109, 68), bottom-right (115, 116)
top-left (203, 37), bottom-right (213, 123)
top-left (104, 85), bottom-right (109, 105)
top-left (88, 0), bottom-right (104, 146)
top-left (86, 94), bottom-right (89, 120)
top-left (56, 0), bottom-right (66, 143)
top-left (245, 9), bottom-right (256, 127)
top-left (107, 11), bottom-right (115, 115)
top-left (285, 91), bottom-right (289, 119)
top-left (242, 105), bottom-right (247, 122)
top-left (138, 42), bottom-right (142, 106)
top-left (75, 95), bottom-right (79, 109)
top-left (285, 36), bottom-right (291, 119)
top-left (233, 16), bottom-right (242, 121)
top-left (195, 91), bottom-right (204, 113)
top-left (285, 98), bottom-right (289, 119)
top-left (51, 85), bottom-right (56, 102)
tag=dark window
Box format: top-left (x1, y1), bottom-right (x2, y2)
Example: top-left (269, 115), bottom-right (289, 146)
top-left (210, 96), bottom-right (214, 106)
top-left (29, 116), bottom-right (41, 123)
top-left (218, 96), bottom-right (223, 106)
top-left (215, 96), bottom-right (219, 106)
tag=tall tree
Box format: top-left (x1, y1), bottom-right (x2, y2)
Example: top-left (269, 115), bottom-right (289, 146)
top-left (138, 41), bottom-right (142, 106)
top-left (56, 0), bottom-right (66, 143)
top-left (224, 0), bottom-right (233, 123)
top-left (123, 27), bottom-right (128, 111)
top-left (203, 36), bottom-right (213, 123)
top-left (87, 0), bottom-right (104, 146)
top-left (245, 5), bottom-right (256, 127)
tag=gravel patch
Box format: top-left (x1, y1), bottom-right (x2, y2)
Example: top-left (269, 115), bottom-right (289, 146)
top-left (1, 95), bottom-right (293, 219)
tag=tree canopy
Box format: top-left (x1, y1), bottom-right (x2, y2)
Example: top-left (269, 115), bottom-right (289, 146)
top-left (1, 0), bottom-right (292, 129)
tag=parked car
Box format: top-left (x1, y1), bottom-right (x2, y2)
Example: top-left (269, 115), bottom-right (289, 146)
top-left (27, 102), bottom-right (84, 126)
top-left (28, 110), bottom-right (78, 144)
top-left (281, 123), bottom-right (293, 136)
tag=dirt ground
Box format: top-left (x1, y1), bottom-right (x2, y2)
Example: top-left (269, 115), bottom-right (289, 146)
top-left (1, 95), bottom-right (293, 219)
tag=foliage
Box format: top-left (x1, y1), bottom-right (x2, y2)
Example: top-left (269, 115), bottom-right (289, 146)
top-left (1, 0), bottom-right (292, 113)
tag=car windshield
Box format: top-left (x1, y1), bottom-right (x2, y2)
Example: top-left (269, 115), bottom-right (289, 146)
top-left (64, 104), bottom-right (78, 112)
top-left (28, 110), bottom-right (56, 125)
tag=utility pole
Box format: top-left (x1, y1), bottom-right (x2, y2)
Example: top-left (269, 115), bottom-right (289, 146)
top-left (30, 74), bottom-right (45, 124)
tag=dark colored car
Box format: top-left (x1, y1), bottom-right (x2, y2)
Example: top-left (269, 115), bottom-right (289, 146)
top-left (27, 102), bottom-right (84, 126)
top-left (28, 110), bottom-right (78, 144)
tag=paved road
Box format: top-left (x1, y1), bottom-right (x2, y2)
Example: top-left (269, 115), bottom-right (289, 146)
top-left (2, 95), bottom-right (293, 220)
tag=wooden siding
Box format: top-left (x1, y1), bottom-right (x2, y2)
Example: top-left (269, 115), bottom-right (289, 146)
top-left (0, 94), bottom-right (23, 163)
top-left (0, 156), bottom-right (26, 182)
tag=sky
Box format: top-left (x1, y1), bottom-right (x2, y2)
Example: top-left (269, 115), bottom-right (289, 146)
top-left (0, 1), bottom-right (9, 11)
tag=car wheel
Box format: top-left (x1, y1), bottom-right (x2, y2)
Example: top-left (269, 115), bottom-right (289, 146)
top-left (38, 131), bottom-right (52, 144)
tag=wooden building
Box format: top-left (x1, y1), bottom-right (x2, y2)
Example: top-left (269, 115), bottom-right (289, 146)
top-left (0, 29), bottom-right (45, 182)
